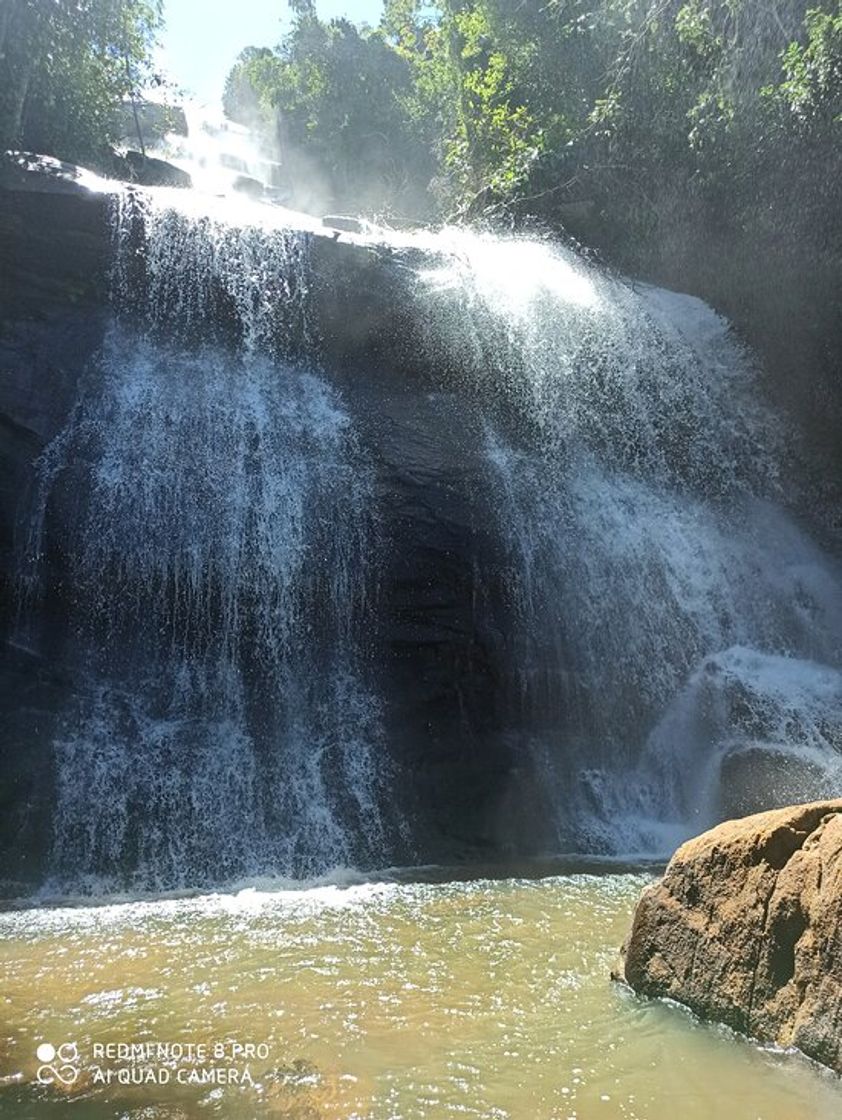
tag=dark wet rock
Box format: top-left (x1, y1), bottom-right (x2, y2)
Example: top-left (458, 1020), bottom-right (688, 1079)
top-left (353, 385), bottom-right (518, 858)
top-left (232, 174), bottom-right (264, 199)
top-left (0, 152), bottom-right (110, 318)
top-left (0, 153), bottom-right (532, 886)
top-left (0, 150), bottom-right (109, 196)
top-left (124, 150), bottom-right (192, 189)
top-left (0, 153), bottom-right (111, 618)
top-left (622, 800), bottom-right (842, 1073)
top-left (0, 156), bottom-right (110, 459)
top-left (322, 214), bottom-right (365, 234)
top-left (719, 745), bottom-right (839, 820)
top-left (0, 643), bottom-right (70, 896)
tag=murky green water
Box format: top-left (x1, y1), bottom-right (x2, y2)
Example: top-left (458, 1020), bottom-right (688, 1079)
top-left (0, 872), bottom-right (839, 1119)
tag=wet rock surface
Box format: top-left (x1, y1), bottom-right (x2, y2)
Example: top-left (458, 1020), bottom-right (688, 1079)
top-left (0, 154), bottom-right (528, 888)
top-left (623, 800), bottom-right (842, 1072)
top-left (124, 150), bottom-right (192, 188)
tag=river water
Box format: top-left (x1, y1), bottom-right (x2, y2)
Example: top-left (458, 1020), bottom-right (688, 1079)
top-left (1, 871), bottom-right (839, 1119)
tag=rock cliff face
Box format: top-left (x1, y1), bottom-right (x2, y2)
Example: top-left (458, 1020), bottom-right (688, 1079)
top-left (623, 800), bottom-right (842, 1072)
top-left (0, 153), bottom-right (537, 892)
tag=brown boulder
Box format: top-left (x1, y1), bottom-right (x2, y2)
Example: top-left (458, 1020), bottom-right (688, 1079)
top-left (622, 800), bottom-right (842, 1072)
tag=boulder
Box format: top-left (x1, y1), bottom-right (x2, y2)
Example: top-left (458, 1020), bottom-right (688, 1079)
top-left (622, 800), bottom-right (842, 1072)
top-left (0, 153), bottom-right (109, 317)
top-left (231, 174), bottom-right (264, 199)
top-left (322, 214), bottom-right (366, 234)
top-left (124, 150), bottom-right (192, 189)
top-left (0, 150), bottom-right (111, 196)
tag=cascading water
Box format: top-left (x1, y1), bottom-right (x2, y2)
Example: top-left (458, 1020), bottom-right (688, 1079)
top-left (19, 188), bottom-right (397, 893)
top-left (13, 181), bottom-right (842, 892)
top-left (110, 187), bottom-right (319, 353)
top-left (410, 231), bottom-right (842, 852)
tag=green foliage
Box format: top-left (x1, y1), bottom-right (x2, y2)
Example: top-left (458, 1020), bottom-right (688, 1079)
top-left (430, 4), bottom-right (542, 203)
top-left (8, 0), bottom-right (839, 437)
top-left (775, 4), bottom-right (842, 121)
top-left (221, 0), bottom-right (841, 270)
top-left (224, 9), bottom-right (437, 216)
top-left (0, 0), bottom-right (162, 167)
top-left (224, 0), bottom-right (842, 457)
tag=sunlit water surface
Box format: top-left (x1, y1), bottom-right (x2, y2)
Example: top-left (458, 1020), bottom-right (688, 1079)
top-left (1, 873), bottom-right (839, 1119)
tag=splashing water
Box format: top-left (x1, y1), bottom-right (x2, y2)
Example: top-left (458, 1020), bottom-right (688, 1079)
top-left (3, 872), bottom-right (842, 1119)
top-left (410, 231), bottom-right (842, 851)
top-left (413, 232), bottom-right (781, 492)
top-left (152, 102), bottom-right (284, 198)
top-left (15, 188), bottom-right (842, 889)
top-left (110, 187), bottom-right (320, 355)
top-left (21, 195), bottom-right (397, 892)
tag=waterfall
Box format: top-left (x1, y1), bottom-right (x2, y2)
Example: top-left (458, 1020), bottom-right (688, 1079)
top-left (110, 187), bottom-right (317, 355)
top-left (410, 230), bottom-right (842, 852)
top-left (14, 189), bottom-right (842, 891)
top-left (21, 190), bottom-right (397, 893)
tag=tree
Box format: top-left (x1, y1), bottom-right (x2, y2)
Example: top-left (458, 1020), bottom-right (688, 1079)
top-left (0, 0), bottom-right (162, 167)
top-left (224, 8), bottom-right (436, 217)
top-left (224, 0), bottom-right (842, 458)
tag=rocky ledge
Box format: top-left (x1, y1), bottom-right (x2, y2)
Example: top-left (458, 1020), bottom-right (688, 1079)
top-left (622, 800), bottom-right (842, 1072)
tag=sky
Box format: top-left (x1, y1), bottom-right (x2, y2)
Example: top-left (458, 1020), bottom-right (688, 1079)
top-left (156, 0), bottom-right (385, 105)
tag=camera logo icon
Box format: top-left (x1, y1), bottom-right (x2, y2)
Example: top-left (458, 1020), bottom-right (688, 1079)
top-left (36, 1042), bottom-right (80, 1086)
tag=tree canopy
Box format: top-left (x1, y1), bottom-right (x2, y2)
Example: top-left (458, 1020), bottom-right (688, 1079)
top-left (0, 0), bottom-right (162, 166)
top-left (223, 1), bottom-right (840, 227)
top-left (223, 0), bottom-right (842, 456)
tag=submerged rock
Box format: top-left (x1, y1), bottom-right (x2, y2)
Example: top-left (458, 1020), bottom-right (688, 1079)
top-left (622, 800), bottom-right (842, 1072)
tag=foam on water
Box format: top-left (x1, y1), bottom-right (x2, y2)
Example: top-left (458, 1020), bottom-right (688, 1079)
top-left (2, 872), bottom-right (841, 1119)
